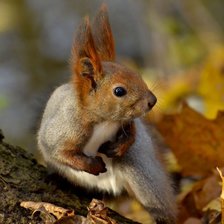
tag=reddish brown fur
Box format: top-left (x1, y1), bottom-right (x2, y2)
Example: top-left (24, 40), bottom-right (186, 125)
top-left (71, 5), bottom-right (115, 107)
top-left (56, 122), bottom-right (107, 175)
top-left (71, 17), bottom-right (102, 73)
top-left (115, 122), bottom-right (136, 156)
top-left (71, 17), bottom-right (103, 105)
top-left (92, 4), bottom-right (115, 61)
top-left (59, 139), bottom-right (106, 175)
top-left (84, 62), bottom-right (150, 121)
top-left (70, 8), bottom-right (150, 122)
top-left (99, 121), bottom-right (136, 157)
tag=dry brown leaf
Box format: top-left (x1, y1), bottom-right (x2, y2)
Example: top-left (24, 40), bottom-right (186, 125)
top-left (181, 170), bottom-right (221, 212)
top-left (20, 201), bottom-right (75, 220)
top-left (20, 199), bottom-right (118, 224)
top-left (157, 103), bottom-right (224, 176)
top-left (203, 198), bottom-right (221, 213)
top-left (87, 199), bottom-right (117, 224)
top-left (217, 168), bottom-right (224, 224)
top-left (202, 198), bottom-right (221, 224)
top-left (177, 169), bottom-right (223, 223)
top-left (203, 209), bottom-right (221, 224)
top-left (33, 205), bottom-right (57, 223)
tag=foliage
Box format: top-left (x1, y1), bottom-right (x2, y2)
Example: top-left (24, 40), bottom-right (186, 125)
top-left (157, 103), bottom-right (224, 176)
top-left (150, 49), bottom-right (224, 223)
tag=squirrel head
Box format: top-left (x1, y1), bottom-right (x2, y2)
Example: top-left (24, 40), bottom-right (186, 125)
top-left (70, 4), bottom-right (157, 122)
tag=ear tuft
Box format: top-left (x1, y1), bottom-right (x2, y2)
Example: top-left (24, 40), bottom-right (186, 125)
top-left (80, 57), bottom-right (94, 77)
top-left (71, 16), bottom-right (102, 78)
top-left (92, 4), bottom-right (115, 61)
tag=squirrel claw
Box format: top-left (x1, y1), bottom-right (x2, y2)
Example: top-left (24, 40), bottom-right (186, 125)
top-left (89, 156), bottom-right (107, 175)
top-left (103, 148), bottom-right (119, 158)
top-left (98, 141), bottom-right (125, 158)
top-left (98, 141), bottom-right (118, 157)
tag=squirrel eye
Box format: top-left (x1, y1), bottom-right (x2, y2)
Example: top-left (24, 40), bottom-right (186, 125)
top-left (113, 87), bottom-right (127, 97)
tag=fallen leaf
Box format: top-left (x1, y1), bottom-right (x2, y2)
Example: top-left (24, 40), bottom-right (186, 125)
top-left (200, 198), bottom-right (221, 224)
top-left (20, 201), bottom-right (75, 220)
top-left (87, 199), bottom-right (117, 224)
top-left (157, 103), bottom-right (224, 176)
top-left (33, 206), bottom-right (57, 223)
top-left (203, 198), bottom-right (221, 213)
top-left (203, 210), bottom-right (221, 224)
top-left (217, 168), bottom-right (224, 224)
top-left (177, 169), bottom-right (222, 223)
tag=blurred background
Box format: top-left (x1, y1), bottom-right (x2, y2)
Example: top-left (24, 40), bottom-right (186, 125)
top-left (1, 0), bottom-right (224, 223)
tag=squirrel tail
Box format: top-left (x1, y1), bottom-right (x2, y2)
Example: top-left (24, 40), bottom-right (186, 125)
top-left (117, 121), bottom-right (177, 223)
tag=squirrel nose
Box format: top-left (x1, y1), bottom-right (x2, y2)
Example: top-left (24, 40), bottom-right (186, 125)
top-left (148, 92), bottom-right (157, 109)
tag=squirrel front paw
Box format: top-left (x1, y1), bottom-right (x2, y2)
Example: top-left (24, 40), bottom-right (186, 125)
top-left (98, 141), bottom-right (120, 158)
top-left (88, 156), bottom-right (107, 175)
top-left (98, 122), bottom-right (135, 158)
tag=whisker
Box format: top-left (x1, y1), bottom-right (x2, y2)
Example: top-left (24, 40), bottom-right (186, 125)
top-left (149, 80), bottom-right (160, 92)
top-left (121, 121), bottom-right (128, 137)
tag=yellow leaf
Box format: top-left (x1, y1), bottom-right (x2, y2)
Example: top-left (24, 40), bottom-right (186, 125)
top-left (198, 48), bottom-right (224, 119)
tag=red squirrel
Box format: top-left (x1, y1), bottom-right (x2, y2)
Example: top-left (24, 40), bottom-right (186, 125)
top-left (37, 5), bottom-right (176, 223)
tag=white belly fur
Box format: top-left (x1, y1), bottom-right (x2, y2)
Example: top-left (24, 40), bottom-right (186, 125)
top-left (61, 155), bottom-right (124, 195)
top-left (56, 121), bottom-right (125, 195)
top-left (83, 121), bottom-right (120, 156)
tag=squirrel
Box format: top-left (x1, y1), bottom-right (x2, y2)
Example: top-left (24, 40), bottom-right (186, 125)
top-left (37, 4), bottom-right (176, 224)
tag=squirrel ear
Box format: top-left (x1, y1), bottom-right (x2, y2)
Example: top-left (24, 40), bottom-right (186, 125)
top-left (71, 16), bottom-right (102, 87)
top-left (92, 4), bottom-right (115, 61)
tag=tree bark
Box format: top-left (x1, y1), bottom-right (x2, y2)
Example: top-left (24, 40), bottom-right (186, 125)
top-left (0, 130), bottom-right (139, 224)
